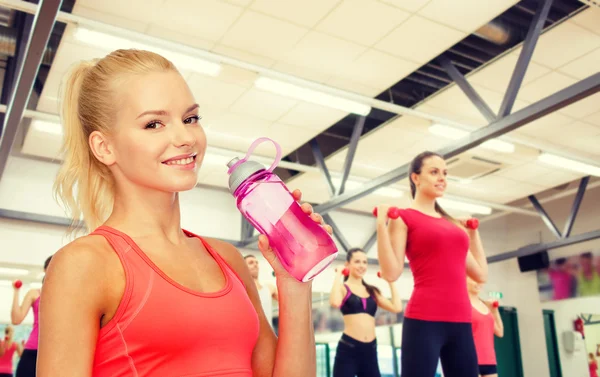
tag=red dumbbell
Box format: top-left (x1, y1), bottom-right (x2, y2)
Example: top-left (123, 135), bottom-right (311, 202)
top-left (466, 218), bottom-right (479, 230)
top-left (492, 301), bottom-right (499, 308)
top-left (13, 280), bottom-right (22, 289)
top-left (342, 268), bottom-right (349, 277)
top-left (372, 207), bottom-right (401, 220)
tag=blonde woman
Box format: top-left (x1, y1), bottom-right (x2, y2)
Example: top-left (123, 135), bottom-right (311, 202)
top-left (38, 49), bottom-right (331, 377)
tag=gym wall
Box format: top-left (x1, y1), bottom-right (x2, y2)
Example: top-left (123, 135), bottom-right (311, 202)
top-left (481, 184), bottom-right (600, 377)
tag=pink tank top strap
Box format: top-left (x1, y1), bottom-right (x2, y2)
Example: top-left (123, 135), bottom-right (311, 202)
top-left (89, 226), bottom-right (138, 336)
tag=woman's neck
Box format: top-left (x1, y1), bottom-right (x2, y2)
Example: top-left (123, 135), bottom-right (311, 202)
top-left (107, 184), bottom-right (184, 242)
top-left (346, 276), bottom-right (363, 285)
top-left (412, 192), bottom-right (437, 214)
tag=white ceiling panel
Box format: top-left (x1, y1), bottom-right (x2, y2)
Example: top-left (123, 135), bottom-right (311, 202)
top-left (216, 65), bottom-right (260, 88)
top-left (220, 11), bottom-right (308, 61)
top-left (532, 21), bottom-right (600, 69)
top-left (265, 123), bottom-right (320, 154)
top-left (517, 71), bottom-right (577, 103)
top-left (188, 74), bottom-right (248, 111)
top-left (495, 162), bottom-right (555, 182)
top-left (158, 0), bottom-right (243, 42)
top-left (250, 0), bottom-right (340, 28)
top-left (326, 76), bottom-right (382, 97)
top-left (145, 26), bottom-right (215, 51)
top-left (326, 150), bottom-right (395, 178)
top-left (468, 48), bottom-right (551, 93)
top-left (566, 130), bottom-right (600, 157)
top-left (205, 113), bottom-right (272, 151)
top-left (379, 0), bottom-right (432, 13)
top-left (584, 111), bottom-right (600, 127)
top-left (316, 0), bottom-right (410, 46)
top-left (337, 49), bottom-right (419, 91)
top-left (278, 102), bottom-right (347, 132)
top-left (210, 45), bottom-right (276, 68)
top-left (559, 92), bottom-right (600, 119)
top-left (418, 0), bottom-right (518, 33)
top-left (415, 103), bottom-right (487, 127)
top-left (282, 31), bottom-right (366, 76)
top-left (375, 15), bottom-right (466, 64)
top-left (229, 88), bottom-right (298, 121)
top-left (558, 47), bottom-right (600, 80)
top-left (534, 168), bottom-right (583, 189)
top-left (570, 6), bottom-right (600, 36)
top-left (270, 61), bottom-right (332, 84)
top-left (443, 176), bottom-right (527, 204)
top-left (72, 1), bottom-right (160, 32)
top-left (221, 0), bottom-right (253, 6)
top-left (515, 110), bottom-right (575, 138)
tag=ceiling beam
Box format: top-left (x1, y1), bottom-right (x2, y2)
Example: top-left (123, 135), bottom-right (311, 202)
top-left (439, 55), bottom-right (496, 122)
top-left (498, 0), bottom-right (553, 117)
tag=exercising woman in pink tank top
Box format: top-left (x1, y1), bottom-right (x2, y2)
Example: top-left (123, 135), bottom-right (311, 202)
top-left (468, 277), bottom-right (504, 377)
top-left (12, 256), bottom-right (52, 377)
top-left (0, 325), bottom-right (23, 377)
top-left (37, 49), bottom-right (331, 377)
top-left (376, 152), bottom-right (489, 377)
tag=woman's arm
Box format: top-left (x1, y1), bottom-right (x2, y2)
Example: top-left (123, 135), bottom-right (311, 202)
top-left (377, 206), bottom-right (408, 282)
top-left (491, 306), bottom-right (504, 337)
top-left (0, 340), bottom-right (6, 357)
top-left (464, 227), bottom-right (488, 284)
top-left (484, 299), bottom-right (504, 337)
top-left (329, 268), bottom-right (346, 308)
top-left (211, 238), bottom-right (314, 377)
top-left (374, 282), bottom-right (403, 313)
top-left (11, 287), bottom-right (39, 325)
top-left (37, 236), bottom-right (123, 377)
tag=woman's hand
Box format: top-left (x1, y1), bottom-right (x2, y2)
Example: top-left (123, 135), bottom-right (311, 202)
top-left (376, 205), bottom-right (391, 225)
top-left (483, 299), bottom-right (499, 311)
top-left (258, 189), bottom-right (333, 282)
top-left (458, 218), bottom-right (478, 235)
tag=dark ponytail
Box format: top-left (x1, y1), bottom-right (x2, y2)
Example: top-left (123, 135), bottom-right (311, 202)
top-left (345, 248), bottom-right (381, 298)
top-left (409, 151), bottom-right (456, 223)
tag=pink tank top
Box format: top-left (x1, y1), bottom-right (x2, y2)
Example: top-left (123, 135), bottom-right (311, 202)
top-left (471, 305), bottom-right (497, 365)
top-left (90, 226), bottom-right (259, 377)
top-left (397, 209), bottom-right (471, 322)
top-left (0, 341), bottom-right (16, 373)
top-left (24, 296), bottom-right (40, 350)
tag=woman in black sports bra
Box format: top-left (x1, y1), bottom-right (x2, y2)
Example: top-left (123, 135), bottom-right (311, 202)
top-left (329, 248), bottom-right (403, 377)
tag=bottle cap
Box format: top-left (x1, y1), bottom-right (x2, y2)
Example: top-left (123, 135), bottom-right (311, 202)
top-left (226, 157), bottom-right (266, 194)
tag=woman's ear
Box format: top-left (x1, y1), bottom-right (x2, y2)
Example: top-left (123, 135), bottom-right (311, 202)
top-left (89, 130), bottom-right (116, 166)
top-left (410, 172), bottom-right (420, 188)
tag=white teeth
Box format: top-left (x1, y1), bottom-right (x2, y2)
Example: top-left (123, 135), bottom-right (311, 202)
top-left (166, 156), bottom-right (194, 165)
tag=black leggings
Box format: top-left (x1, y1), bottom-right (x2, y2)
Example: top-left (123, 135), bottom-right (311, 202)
top-left (333, 334), bottom-right (381, 377)
top-left (401, 318), bottom-right (478, 377)
top-left (16, 349), bottom-right (37, 377)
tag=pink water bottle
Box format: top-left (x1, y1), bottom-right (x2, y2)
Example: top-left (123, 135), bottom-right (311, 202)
top-left (226, 137), bottom-right (338, 282)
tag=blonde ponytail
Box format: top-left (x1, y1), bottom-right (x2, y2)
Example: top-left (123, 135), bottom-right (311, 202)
top-left (53, 49), bottom-right (177, 234)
